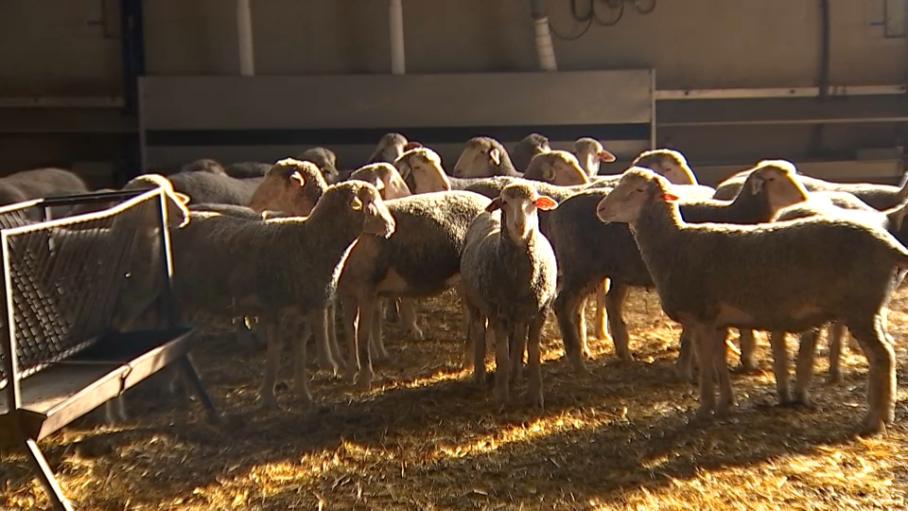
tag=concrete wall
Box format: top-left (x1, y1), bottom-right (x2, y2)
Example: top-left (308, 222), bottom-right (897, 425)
top-left (141, 0), bottom-right (907, 88)
top-left (1, 0), bottom-right (906, 178)
top-left (3, 1), bottom-right (902, 96)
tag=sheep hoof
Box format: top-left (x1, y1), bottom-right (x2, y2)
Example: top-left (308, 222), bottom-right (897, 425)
top-left (690, 406), bottom-right (714, 424)
top-left (470, 372), bottom-right (488, 388)
top-left (525, 389), bottom-right (544, 409)
top-left (731, 364), bottom-right (759, 375)
top-left (259, 393), bottom-right (279, 410)
top-left (355, 372), bottom-right (374, 392)
top-left (410, 328), bottom-right (424, 340)
top-left (858, 415), bottom-right (887, 437)
top-left (594, 327), bottom-right (608, 341)
top-left (494, 387), bottom-right (510, 404)
top-left (791, 393), bottom-right (814, 409)
top-left (715, 402), bottom-right (735, 419)
top-left (826, 371), bottom-right (842, 384)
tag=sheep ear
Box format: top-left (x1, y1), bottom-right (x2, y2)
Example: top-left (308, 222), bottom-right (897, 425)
top-left (489, 148), bottom-right (501, 166)
top-left (535, 196), bottom-right (558, 210)
top-left (889, 205), bottom-right (908, 232)
top-left (661, 193), bottom-right (679, 202)
top-left (174, 192), bottom-right (191, 205)
top-left (749, 176), bottom-right (764, 195)
top-left (290, 171), bottom-right (306, 187)
top-left (350, 196), bottom-right (363, 211)
top-left (485, 197), bottom-right (502, 213)
top-left (403, 141), bottom-right (422, 151)
top-left (597, 150), bottom-right (617, 163)
top-left (374, 179), bottom-right (386, 191)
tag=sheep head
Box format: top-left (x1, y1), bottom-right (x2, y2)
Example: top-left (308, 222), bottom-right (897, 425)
top-left (632, 149), bottom-right (698, 185)
top-left (486, 182), bottom-right (558, 244)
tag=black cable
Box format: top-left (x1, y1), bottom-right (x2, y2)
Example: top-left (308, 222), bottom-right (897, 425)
top-left (550, 0), bottom-right (595, 41)
top-left (633, 0), bottom-right (657, 15)
top-left (593, 0), bottom-right (624, 26)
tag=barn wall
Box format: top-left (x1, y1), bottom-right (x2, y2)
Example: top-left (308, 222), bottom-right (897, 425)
top-left (0, 0), bottom-right (906, 178)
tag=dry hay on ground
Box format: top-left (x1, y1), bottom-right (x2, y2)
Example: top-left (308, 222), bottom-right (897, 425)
top-left (2, 288), bottom-right (907, 510)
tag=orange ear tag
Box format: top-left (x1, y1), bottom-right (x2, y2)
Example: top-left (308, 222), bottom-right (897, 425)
top-left (662, 193), bottom-right (679, 202)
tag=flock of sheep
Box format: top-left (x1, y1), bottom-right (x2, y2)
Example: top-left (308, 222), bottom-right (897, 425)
top-left (6, 131), bottom-right (908, 436)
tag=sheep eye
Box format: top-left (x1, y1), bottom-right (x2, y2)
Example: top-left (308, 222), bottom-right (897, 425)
top-left (636, 188), bottom-right (646, 193)
top-left (350, 197), bottom-right (363, 211)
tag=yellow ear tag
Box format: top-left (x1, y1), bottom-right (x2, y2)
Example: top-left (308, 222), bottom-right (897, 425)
top-left (351, 196), bottom-right (363, 210)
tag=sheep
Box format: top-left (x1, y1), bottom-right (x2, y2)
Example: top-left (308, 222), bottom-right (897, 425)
top-left (596, 167), bottom-right (906, 434)
top-left (349, 163), bottom-right (412, 200)
top-left (396, 146), bottom-right (589, 194)
top-left (550, 161), bottom-right (810, 372)
top-left (714, 167), bottom-right (908, 209)
top-left (163, 171), bottom-right (263, 206)
top-left (337, 190), bottom-right (491, 389)
top-left (460, 182), bottom-right (558, 406)
top-left (225, 161), bottom-right (273, 179)
top-left (171, 181), bottom-right (394, 406)
top-left (762, 191), bottom-right (908, 403)
top-left (248, 159), bottom-right (328, 217)
top-left (179, 158), bottom-right (229, 176)
top-left (521, 151), bottom-right (590, 186)
top-left (297, 147), bottom-right (341, 183)
top-left (367, 132), bottom-right (411, 164)
top-left (511, 133), bottom-right (551, 171)
top-left (452, 137), bottom-right (522, 179)
top-left (573, 138), bottom-right (616, 177)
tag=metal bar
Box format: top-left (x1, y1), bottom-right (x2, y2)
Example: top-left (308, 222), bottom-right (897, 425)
top-left (0, 97), bottom-right (124, 108)
top-left (655, 84), bottom-right (908, 100)
top-left (237, 0), bottom-right (255, 76)
top-left (155, 189), bottom-right (178, 328)
top-left (2, 231), bottom-right (21, 411)
top-left (2, 189), bottom-right (160, 236)
top-left (24, 438), bottom-right (74, 510)
top-left (658, 116), bottom-right (908, 128)
top-left (178, 354), bottom-right (220, 423)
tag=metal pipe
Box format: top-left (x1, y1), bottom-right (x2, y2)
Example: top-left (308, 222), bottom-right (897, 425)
top-left (237, 0), bottom-right (255, 76)
top-left (530, 0), bottom-right (557, 72)
top-left (389, 0), bottom-right (406, 74)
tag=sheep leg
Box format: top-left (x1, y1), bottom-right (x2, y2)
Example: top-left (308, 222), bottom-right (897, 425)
top-left (553, 283), bottom-right (587, 371)
top-left (605, 282), bottom-right (632, 361)
top-left (340, 294), bottom-right (360, 383)
top-left (769, 330), bottom-right (791, 404)
top-left (490, 318), bottom-right (511, 404)
top-left (259, 320), bottom-right (281, 408)
top-left (792, 328), bottom-right (819, 407)
top-left (526, 311), bottom-right (546, 408)
top-left (736, 329), bottom-right (758, 372)
top-left (593, 279), bottom-right (610, 340)
top-left (848, 315), bottom-right (896, 435)
top-left (399, 298), bottom-right (424, 340)
top-left (385, 297), bottom-right (401, 322)
top-left (462, 306), bottom-right (474, 370)
top-left (290, 311), bottom-right (317, 405)
top-left (827, 322), bottom-right (845, 383)
top-left (467, 304), bottom-right (487, 384)
top-left (326, 302), bottom-right (346, 370)
top-left (714, 327), bottom-right (736, 417)
top-left (675, 326), bottom-right (696, 382)
top-left (311, 307), bottom-right (340, 374)
top-left (509, 322), bottom-right (528, 384)
top-left (690, 322), bottom-right (716, 420)
top-left (368, 300), bottom-right (391, 363)
top-left (356, 297), bottom-right (378, 390)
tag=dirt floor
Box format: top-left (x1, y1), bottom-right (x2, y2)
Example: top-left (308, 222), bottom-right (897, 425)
top-left (2, 287), bottom-right (907, 510)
